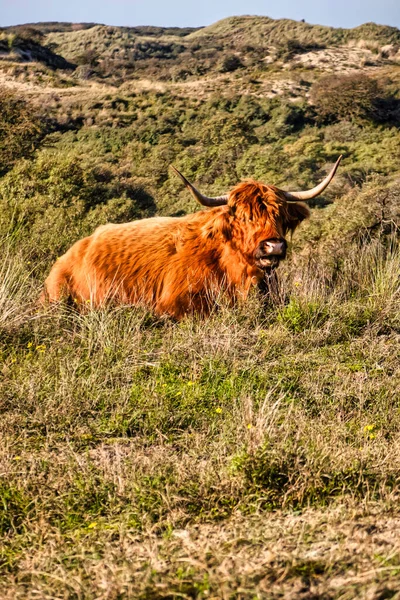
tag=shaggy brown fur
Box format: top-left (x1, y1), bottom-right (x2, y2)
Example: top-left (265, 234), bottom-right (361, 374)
top-left (42, 181), bottom-right (310, 319)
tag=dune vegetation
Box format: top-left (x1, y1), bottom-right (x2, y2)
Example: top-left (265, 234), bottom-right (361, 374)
top-left (0, 15), bottom-right (400, 598)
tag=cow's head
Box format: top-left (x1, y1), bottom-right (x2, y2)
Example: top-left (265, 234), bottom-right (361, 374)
top-left (171, 157), bottom-right (341, 273)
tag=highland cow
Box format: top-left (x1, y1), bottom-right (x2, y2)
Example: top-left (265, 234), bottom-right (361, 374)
top-left (42, 157), bottom-right (341, 318)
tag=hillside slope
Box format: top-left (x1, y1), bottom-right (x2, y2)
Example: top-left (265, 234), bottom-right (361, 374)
top-left (188, 15), bottom-right (400, 45)
top-left (0, 33), bottom-right (74, 69)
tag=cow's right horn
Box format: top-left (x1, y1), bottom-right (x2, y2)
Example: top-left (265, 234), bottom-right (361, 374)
top-left (282, 155), bottom-right (342, 202)
top-left (171, 165), bottom-right (229, 207)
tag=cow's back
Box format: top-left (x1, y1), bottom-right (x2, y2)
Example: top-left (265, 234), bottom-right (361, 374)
top-left (43, 216), bottom-right (182, 306)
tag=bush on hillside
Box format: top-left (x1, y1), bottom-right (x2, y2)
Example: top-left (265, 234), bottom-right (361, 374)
top-left (9, 26), bottom-right (45, 44)
top-left (310, 73), bottom-right (397, 124)
top-left (0, 90), bottom-right (50, 175)
top-left (133, 40), bottom-right (185, 61)
top-left (0, 154), bottom-right (156, 266)
top-left (75, 49), bottom-right (99, 67)
top-left (220, 54), bottom-right (243, 72)
top-left (275, 38), bottom-right (325, 61)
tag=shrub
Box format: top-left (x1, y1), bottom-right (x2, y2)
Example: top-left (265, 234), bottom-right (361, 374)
top-left (275, 39), bottom-right (324, 61)
top-left (220, 54), bottom-right (243, 72)
top-left (0, 90), bottom-right (50, 175)
top-left (277, 298), bottom-right (328, 332)
top-left (0, 153), bottom-right (156, 266)
top-left (11, 26), bottom-right (45, 44)
top-left (75, 49), bottom-right (99, 67)
top-left (310, 73), bottom-right (396, 124)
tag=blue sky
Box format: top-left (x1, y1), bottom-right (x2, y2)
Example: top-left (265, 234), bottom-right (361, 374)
top-left (1, 0), bottom-right (399, 29)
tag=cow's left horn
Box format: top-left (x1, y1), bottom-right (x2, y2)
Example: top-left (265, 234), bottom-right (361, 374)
top-left (282, 156), bottom-right (342, 202)
top-left (171, 165), bottom-right (229, 207)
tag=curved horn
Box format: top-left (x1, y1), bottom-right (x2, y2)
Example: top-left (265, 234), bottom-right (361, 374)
top-left (282, 155), bottom-right (342, 202)
top-left (171, 165), bottom-right (229, 207)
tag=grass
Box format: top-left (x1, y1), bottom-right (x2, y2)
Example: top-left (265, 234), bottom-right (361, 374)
top-left (0, 235), bottom-right (400, 597)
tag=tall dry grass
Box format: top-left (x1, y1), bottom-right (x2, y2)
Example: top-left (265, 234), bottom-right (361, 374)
top-left (1, 236), bottom-right (400, 598)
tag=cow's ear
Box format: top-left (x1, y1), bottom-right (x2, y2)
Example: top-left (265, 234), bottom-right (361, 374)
top-left (287, 202), bottom-right (310, 233)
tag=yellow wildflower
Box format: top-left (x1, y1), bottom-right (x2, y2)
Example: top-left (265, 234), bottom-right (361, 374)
top-left (364, 424), bottom-right (376, 432)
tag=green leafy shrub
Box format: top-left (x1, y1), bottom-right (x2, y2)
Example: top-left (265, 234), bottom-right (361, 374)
top-left (278, 298), bottom-right (328, 332)
top-left (0, 153), bottom-right (156, 266)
